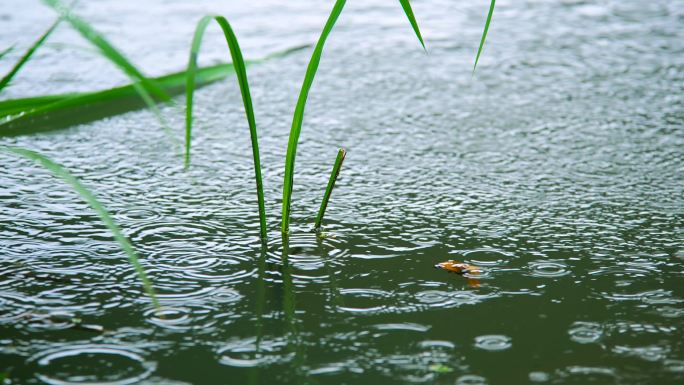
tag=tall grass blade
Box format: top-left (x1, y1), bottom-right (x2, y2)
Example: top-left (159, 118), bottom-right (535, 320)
top-left (473, 0), bottom-right (496, 73)
top-left (0, 45), bottom-right (308, 136)
top-left (282, 0), bottom-right (347, 234)
top-left (0, 45), bottom-right (15, 60)
top-left (185, 15), bottom-right (267, 240)
top-left (0, 145), bottom-right (159, 308)
top-left (398, 0), bottom-right (426, 51)
top-left (0, 18), bottom-right (61, 91)
top-left (314, 148), bottom-right (346, 230)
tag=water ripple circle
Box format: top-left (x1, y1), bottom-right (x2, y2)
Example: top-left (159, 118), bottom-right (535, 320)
top-left (474, 335), bottom-right (512, 351)
top-left (30, 344), bottom-right (155, 385)
top-left (527, 261), bottom-right (570, 278)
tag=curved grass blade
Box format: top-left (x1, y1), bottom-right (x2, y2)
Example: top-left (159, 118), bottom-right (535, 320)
top-left (314, 148), bottom-right (346, 231)
top-left (473, 0), bottom-right (496, 73)
top-left (185, 15), bottom-right (267, 240)
top-left (0, 45), bottom-right (308, 136)
top-left (40, 0), bottom-right (179, 144)
top-left (0, 145), bottom-right (159, 309)
top-left (282, 0), bottom-right (347, 234)
top-left (0, 45), bottom-right (16, 61)
top-left (41, 0), bottom-right (169, 101)
top-left (0, 18), bottom-right (61, 91)
top-left (398, 0), bottom-right (426, 51)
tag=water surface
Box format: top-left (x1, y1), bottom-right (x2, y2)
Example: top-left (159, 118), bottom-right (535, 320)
top-left (1, 0), bottom-right (683, 384)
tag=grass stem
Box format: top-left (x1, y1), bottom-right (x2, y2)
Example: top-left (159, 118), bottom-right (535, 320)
top-left (315, 148), bottom-right (346, 231)
top-left (184, 15), bottom-right (267, 240)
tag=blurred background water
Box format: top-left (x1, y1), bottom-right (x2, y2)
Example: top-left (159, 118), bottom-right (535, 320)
top-left (1, 0), bottom-right (683, 384)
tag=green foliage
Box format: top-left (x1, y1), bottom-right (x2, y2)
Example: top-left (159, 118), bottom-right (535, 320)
top-left (0, 45), bottom-right (307, 136)
top-left (0, 45), bottom-right (15, 60)
top-left (184, 15), bottom-right (267, 240)
top-left (41, 0), bottom-right (176, 141)
top-left (0, 146), bottom-right (159, 308)
top-left (0, 18), bottom-right (60, 91)
top-left (282, 0), bottom-right (347, 233)
top-left (473, 0), bottom-right (496, 72)
top-left (399, 0), bottom-right (427, 51)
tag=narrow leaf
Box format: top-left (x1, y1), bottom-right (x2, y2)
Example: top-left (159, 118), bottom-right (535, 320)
top-left (40, 0), bottom-right (169, 101)
top-left (0, 18), bottom-right (61, 91)
top-left (0, 44), bottom-right (16, 61)
top-left (473, 0), bottom-right (496, 73)
top-left (185, 15), bottom-right (267, 240)
top-left (0, 45), bottom-right (307, 136)
top-left (398, 0), bottom-right (426, 51)
top-left (282, 0), bottom-right (347, 233)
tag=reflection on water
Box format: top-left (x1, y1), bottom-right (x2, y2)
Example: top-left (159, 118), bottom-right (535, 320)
top-left (1, 0), bottom-right (683, 384)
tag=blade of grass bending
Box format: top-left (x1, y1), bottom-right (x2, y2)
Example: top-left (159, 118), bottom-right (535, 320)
top-left (0, 44), bottom-right (308, 136)
top-left (314, 148), bottom-right (346, 230)
top-left (0, 45), bottom-right (16, 61)
top-left (185, 15), bottom-right (267, 240)
top-left (0, 18), bottom-right (61, 91)
top-left (0, 145), bottom-right (159, 309)
top-left (473, 0), bottom-right (495, 73)
top-left (398, 0), bottom-right (426, 51)
top-left (41, 0), bottom-right (169, 101)
top-left (40, 0), bottom-right (178, 143)
top-left (282, 0), bottom-right (347, 234)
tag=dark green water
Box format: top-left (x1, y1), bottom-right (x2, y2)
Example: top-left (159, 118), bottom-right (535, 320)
top-left (1, 0), bottom-right (683, 384)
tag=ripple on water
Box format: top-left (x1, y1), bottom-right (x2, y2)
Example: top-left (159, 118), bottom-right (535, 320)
top-left (474, 335), bottom-right (512, 351)
top-left (144, 306), bottom-right (199, 331)
top-left (151, 284), bottom-right (242, 307)
top-left (612, 344), bottom-right (669, 362)
top-left (456, 375), bottom-right (488, 385)
top-left (338, 288), bottom-right (393, 315)
top-left (217, 336), bottom-right (290, 367)
top-left (411, 289), bottom-right (493, 311)
top-left (116, 207), bottom-right (162, 222)
top-left (568, 321), bottom-right (603, 344)
top-left (127, 221), bottom-right (221, 244)
top-left (664, 359), bottom-right (684, 373)
top-left (29, 344), bottom-right (155, 385)
top-left (527, 260), bottom-right (571, 278)
top-left (462, 249), bottom-right (515, 267)
top-left (265, 232), bottom-right (349, 285)
top-left (529, 371), bottom-right (551, 382)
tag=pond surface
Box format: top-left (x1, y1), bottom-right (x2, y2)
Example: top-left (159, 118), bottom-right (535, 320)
top-left (1, 0), bottom-right (683, 384)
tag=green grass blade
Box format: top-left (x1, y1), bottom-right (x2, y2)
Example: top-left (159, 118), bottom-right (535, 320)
top-left (0, 145), bottom-right (159, 308)
top-left (0, 45), bottom-right (308, 136)
top-left (40, 0), bottom-right (178, 142)
top-left (0, 45), bottom-right (16, 61)
top-left (0, 18), bottom-right (61, 91)
top-left (185, 15), bottom-right (267, 240)
top-left (282, 0), bottom-right (347, 234)
top-left (398, 0), bottom-right (426, 51)
top-left (315, 148), bottom-right (346, 230)
top-left (41, 0), bottom-right (169, 102)
top-left (473, 0), bottom-right (496, 73)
